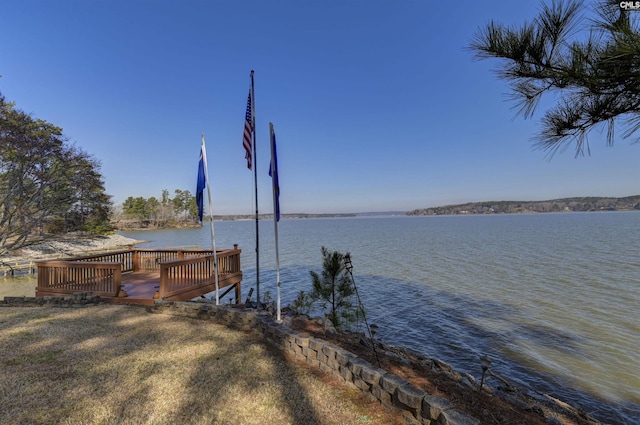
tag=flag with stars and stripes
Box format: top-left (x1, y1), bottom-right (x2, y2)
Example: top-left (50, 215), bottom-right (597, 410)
top-left (243, 89), bottom-right (253, 169)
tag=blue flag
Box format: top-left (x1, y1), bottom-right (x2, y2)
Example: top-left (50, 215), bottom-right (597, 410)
top-left (196, 147), bottom-right (206, 222)
top-left (269, 128), bottom-right (280, 222)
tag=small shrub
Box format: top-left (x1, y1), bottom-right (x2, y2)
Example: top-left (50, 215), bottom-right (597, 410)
top-left (308, 246), bottom-right (360, 330)
top-left (291, 290), bottom-right (314, 316)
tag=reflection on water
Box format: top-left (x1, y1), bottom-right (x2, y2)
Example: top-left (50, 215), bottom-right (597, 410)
top-left (0, 275), bottom-right (36, 298)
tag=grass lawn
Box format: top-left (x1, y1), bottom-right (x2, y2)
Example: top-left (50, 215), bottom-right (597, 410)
top-left (0, 305), bottom-right (404, 425)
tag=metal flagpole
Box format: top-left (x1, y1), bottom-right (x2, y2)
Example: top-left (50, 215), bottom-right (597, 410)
top-left (269, 122), bottom-right (281, 322)
top-left (201, 133), bottom-right (219, 305)
top-left (250, 70), bottom-right (260, 308)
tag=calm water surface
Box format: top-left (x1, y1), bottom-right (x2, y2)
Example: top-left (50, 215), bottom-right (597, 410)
top-left (2, 212), bottom-right (638, 424)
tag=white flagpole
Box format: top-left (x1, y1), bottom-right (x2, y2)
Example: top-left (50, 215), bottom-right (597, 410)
top-left (201, 133), bottom-right (220, 304)
top-left (269, 122), bottom-right (281, 322)
top-left (251, 71), bottom-right (261, 308)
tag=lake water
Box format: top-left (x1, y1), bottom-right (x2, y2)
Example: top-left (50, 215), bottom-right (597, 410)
top-left (2, 212), bottom-right (638, 424)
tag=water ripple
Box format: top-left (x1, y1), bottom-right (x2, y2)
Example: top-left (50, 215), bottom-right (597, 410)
top-left (5, 212), bottom-right (638, 424)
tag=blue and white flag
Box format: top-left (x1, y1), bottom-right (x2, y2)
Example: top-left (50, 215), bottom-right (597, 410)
top-left (269, 126), bottom-right (280, 222)
top-left (196, 147), bottom-right (206, 222)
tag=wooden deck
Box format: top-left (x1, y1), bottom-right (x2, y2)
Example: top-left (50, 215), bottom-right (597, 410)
top-left (105, 271), bottom-right (161, 306)
top-left (35, 248), bottom-right (243, 306)
top-left (102, 270), bottom-right (242, 306)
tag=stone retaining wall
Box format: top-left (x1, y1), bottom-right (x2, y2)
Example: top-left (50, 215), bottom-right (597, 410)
top-left (1, 296), bottom-right (479, 425)
top-left (1, 294), bottom-right (102, 307)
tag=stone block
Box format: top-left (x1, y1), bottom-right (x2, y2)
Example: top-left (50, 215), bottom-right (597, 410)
top-left (339, 365), bottom-right (353, 382)
top-left (347, 357), bottom-right (370, 376)
top-left (319, 362), bottom-right (332, 374)
top-left (309, 338), bottom-right (324, 351)
top-left (362, 391), bottom-right (378, 403)
top-left (422, 395), bottom-right (454, 421)
top-left (306, 357), bottom-right (320, 368)
top-left (295, 335), bottom-right (311, 347)
top-left (335, 348), bottom-right (355, 366)
top-left (317, 351), bottom-right (329, 365)
top-left (371, 385), bottom-right (392, 406)
top-left (353, 377), bottom-right (371, 392)
top-left (396, 384), bottom-right (426, 410)
top-left (302, 347), bottom-right (318, 360)
top-left (360, 364), bottom-right (386, 386)
top-left (285, 331), bottom-right (298, 344)
top-left (436, 409), bottom-right (479, 425)
top-left (321, 343), bottom-right (339, 360)
top-left (327, 358), bottom-right (340, 370)
top-left (381, 373), bottom-right (409, 394)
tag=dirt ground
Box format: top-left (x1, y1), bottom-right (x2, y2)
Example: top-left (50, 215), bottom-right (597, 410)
top-left (288, 315), bottom-right (601, 425)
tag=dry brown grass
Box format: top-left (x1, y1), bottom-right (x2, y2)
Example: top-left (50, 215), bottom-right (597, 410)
top-left (0, 305), bottom-right (404, 425)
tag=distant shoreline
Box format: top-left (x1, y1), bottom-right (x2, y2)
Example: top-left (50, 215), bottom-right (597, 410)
top-left (113, 196), bottom-right (640, 228)
top-left (407, 195), bottom-right (640, 216)
top-left (116, 205), bottom-right (640, 231)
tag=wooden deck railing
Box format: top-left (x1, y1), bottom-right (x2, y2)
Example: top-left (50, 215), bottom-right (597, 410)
top-left (35, 247), bottom-right (242, 302)
top-left (68, 249), bottom-right (215, 273)
top-left (159, 248), bottom-right (242, 301)
top-left (72, 250), bottom-right (135, 272)
top-left (36, 261), bottom-right (122, 297)
top-left (133, 249), bottom-right (213, 272)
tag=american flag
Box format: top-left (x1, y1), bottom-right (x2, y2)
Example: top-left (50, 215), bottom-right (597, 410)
top-left (243, 89), bottom-right (253, 169)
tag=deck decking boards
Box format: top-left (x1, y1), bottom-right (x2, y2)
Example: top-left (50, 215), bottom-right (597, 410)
top-left (104, 271), bottom-right (161, 305)
top-left (102, 271), bottom-right (242, 306)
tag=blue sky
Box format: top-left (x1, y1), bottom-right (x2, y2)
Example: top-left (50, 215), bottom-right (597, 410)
top-left (2, 0), bottom-right (638, 215)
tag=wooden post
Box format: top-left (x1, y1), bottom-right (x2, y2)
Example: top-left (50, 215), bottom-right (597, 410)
top-left (114, 266), bottom-right (125, 297)
top-left (235, 282), bottom-right (242, 304)
top-left (132, 250), bottom-right (140, 272)
top-left (158, 263), bottom-right (167, 299)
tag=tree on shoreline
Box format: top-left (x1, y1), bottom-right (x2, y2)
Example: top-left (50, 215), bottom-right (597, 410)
top-left (118, 189), bottom-right (199, 229)
top-left (291, 247), bottom-right (362, 330)
top-left (308, 247), bottom-right (360, 330)
top-left (470, 0), bottom-right (640, 156)
top-left (0, 90), bottom-right (113, 254)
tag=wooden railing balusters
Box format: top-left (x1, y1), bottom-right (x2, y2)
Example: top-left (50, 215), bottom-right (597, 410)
top-left (35, 248), bottom-right (242, 303)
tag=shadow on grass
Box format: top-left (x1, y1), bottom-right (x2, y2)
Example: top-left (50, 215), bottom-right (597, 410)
top-left (0, 305), bottom-right (330, 425)
top-left (175, 332), bottom-right (325, 424)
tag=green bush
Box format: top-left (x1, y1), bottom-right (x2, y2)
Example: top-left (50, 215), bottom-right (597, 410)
top-left (308, 246), bottom-right (359, 330)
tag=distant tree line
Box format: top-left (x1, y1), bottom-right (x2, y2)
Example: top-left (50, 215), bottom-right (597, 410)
top-left (0, 89), bottom-right (113, 254)
top-left (407, 196), bottom-right (640, 216)
top-left (113, 189), bottom-right (199, 229)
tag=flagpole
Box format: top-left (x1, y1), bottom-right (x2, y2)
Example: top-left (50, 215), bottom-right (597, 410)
top-left (269, 122), bottom-right (281, 322)
top-left (250, 70), bottom-right (261, 308)
top-left (201, 133), bottom-right (220, 305)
